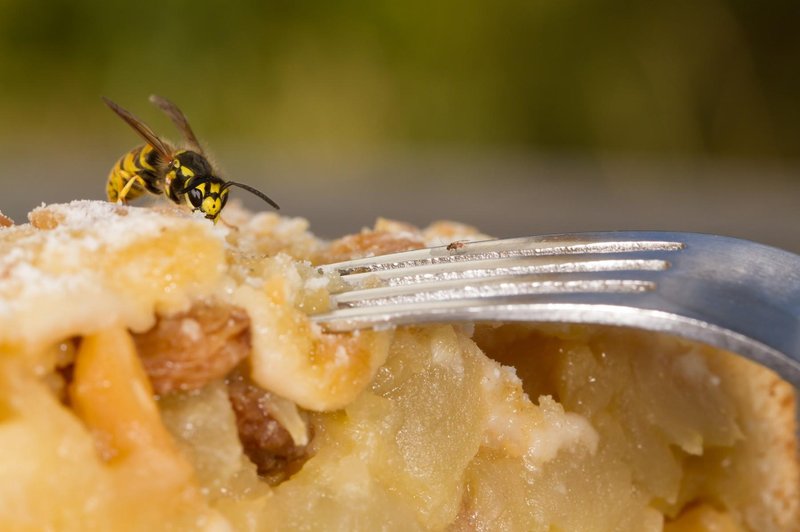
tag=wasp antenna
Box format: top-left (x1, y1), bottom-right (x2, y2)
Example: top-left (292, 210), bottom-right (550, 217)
top-left (224, 181), bottom-right (280, 210)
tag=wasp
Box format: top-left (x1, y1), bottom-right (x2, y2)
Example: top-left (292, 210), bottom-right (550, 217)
top-left (103, 95), bottom-right (279, 223)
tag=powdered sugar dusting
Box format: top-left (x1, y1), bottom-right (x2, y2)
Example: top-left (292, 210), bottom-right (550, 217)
top-left (0, 201), bottom-right (226, 349)
top-left (31, 201), bottom-right (187, 248)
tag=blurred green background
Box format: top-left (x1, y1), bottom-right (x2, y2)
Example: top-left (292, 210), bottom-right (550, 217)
top-left (0, 0), bottom-right (798, 248)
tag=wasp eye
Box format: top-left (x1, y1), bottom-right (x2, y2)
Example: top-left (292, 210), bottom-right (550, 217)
top-left (188, 187), bottom-right (203, 208)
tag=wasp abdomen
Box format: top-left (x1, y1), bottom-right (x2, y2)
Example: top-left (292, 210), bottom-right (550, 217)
top-left (106, 144), bottom-right (164, 203)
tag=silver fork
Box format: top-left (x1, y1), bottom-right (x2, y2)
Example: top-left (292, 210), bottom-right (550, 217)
top-left (311, 231), bottom-right (800, 389)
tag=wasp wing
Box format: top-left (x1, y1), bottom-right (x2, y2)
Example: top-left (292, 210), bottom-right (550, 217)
top-left (103, 97), bottom-right (173, 161)
top-left (149, 95), bottom-right (204, 155)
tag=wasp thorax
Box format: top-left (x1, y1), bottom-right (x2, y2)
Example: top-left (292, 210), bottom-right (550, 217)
top-left (172, 150), bottom-right (213, 178)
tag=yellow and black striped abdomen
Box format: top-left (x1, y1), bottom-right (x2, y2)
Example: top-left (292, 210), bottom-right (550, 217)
top-left (106, 144), bottom-right (165, 203)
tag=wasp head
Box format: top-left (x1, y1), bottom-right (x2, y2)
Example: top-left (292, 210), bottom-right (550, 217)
top-left (172, 150), bottom-right (280, 223)
top-left (170, 152), bottom-right (229, 222)
top-left (183, 176), bottom-right (230, 223)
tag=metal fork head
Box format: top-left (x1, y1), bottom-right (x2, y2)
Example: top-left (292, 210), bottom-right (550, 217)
top-left (312, 232), bottom-right (800, 389)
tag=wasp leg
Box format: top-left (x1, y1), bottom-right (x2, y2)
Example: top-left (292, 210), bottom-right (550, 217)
top-left (218, 216), bottom-right (239, 230)
top-left (116, 175), bottom-right (147, 205)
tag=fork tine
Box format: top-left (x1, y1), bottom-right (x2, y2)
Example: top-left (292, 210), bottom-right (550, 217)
top-left (333, 271), bottom-right (662, 307)
top-left (315, 232), bottom-right (687, 326)
top-left (320, 233), bottom-right (685, 294)
top-left (331, 257), bottom-right (671, 289)
top-left (320, 234), bottom-right (685, 277)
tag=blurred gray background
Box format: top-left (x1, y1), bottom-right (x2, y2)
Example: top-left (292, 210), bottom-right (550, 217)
top-left (0, 0), bottom-right (798, 251)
